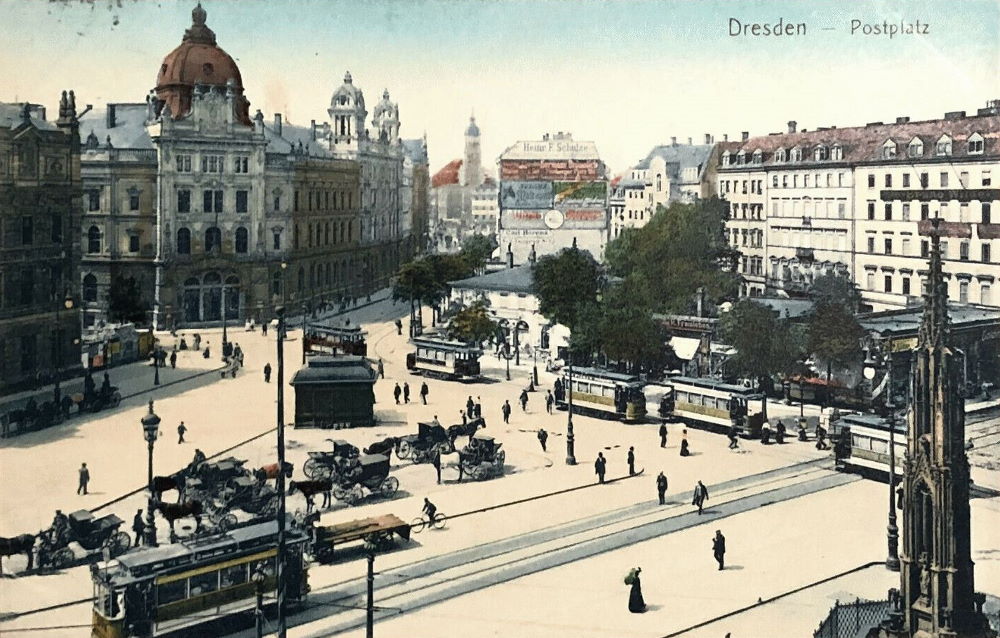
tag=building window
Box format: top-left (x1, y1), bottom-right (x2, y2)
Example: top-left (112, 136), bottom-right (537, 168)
top-left (968, 133), bottom-right (984, 155)
top-left (867, 202), bottom-right (875, 220)
top-left (176, 228), bottom-right (191, 254)
top-left (51, 213), bottom-right (62, 244)
top-left (884, 238), bottom-right (892, 254)
top-left (940, 172), bottom-right (948, 188)
top-left (867, 236), bottom-right (876, 253)
top-left (791, 147), bottom-right (802, 162)
top-left (273, 231), bottom-right (281, 251)
top-left (885, 174), bottom-right (892, 188)
top-left (959, 281), bottom-right (969, 303)
top-left (82, 273), bottom-right (97, 302)
top-left (983, 170), bottom-right (992, 186)
top-left (235, 227), bottom-right (248, 253)
top-left (273, 194), bottom-right (281, 212)
top-left (908, 139), bottom-right (923, 158)
top-left (203, 189), bottom-right (223, 213)
top-left (868, 174), bottom-right (875, 188)
top-left (236, 190), bottom-right (248, 213)
top-left (959, 241), bottom-right (969, 261)
top-left (866, 272), bottom-right (875, 290)
top-left (982, 243), bottom-right (991, 263)
top-left (935, 136), bottom-right (952, 156)
top-left (940, 240), bottom-right (948, 258)
top-left (983, 203), bottom-right (991, 225)
top-left (982, 283), bottom-right (992, 305)
top-left (882, 141), bottom-right (897, 159)
top-left (921, 203), bottom-right (929, 220)
top-left (885, 203), bottom-right (892, 220)
top-left (87, 189), bottom-right (100, 211)
top-left (234, 156), bottom-right (249, 173)
top-left (902, 174), bottom-right (910, 188)
top-left (884, 275), bottom-right (892, 293)
top-left (87, 225), bottom-right (101, 253)
top-left (205, 227), bottom-right (222, 253)
top-left (21, 216), bottom-right (34, 245)
top-left (176, 154), bottom-right (192, 172)
top-left (201, 154), bottom-right (224, 173)
top-left (902, 203), bottom-right (910, 221)
top-left (128, 187), bottom-right (140, 211)
top-left (178, 189), bottom-right (191, 213)
top-left (831, 145), bottom-right (842, 161)
top-left (920, 173), bottom-right (928, 188)
top-left (902, 238), bottom-right (911, 255)
top-left (921, 240), bottom-right (929, 257)
top-left (128, 234), bottom-right (140, 253)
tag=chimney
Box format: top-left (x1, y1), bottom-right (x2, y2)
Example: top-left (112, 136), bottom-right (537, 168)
top-left (741, 131), bottom-right (749, 142)
top-left (896, 116), bottom-right (910, 124)
top-left (696, 286), bottom-right (706, 318)
top-left (687, 137), bottom-right (693, 145)
top-left (310, 119), bottom-right (316, 140)
top-left (506, 242), bottom-right (514, 268)
top-left (944, 110), bottom-right (966, 121)
top-left (274, 113), bottom-right (283, 135)
top-left (106, 104), bottom-right (116, 129)
top-left (787, 120), bottom-right (797, 134)
top-left (671, 136), bottom-right (677, 145)
top-left (704, 133), bottom-right (712, 145)
top-left (723, 134), bottom-right (728, 142)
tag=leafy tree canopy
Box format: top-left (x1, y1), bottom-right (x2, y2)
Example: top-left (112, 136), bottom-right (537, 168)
top-left (447, 299), bottom-right (497, 344)
top-left (808, 272), bottom-right (861, 312)
top-left (460, 234), bottom-right (498, 272)
top-left (807, 299), bottom-right (864, 372)
top-left (720, 300), bottom-right (807, 382)
top-left (532, 246), bottom-right (602, 331)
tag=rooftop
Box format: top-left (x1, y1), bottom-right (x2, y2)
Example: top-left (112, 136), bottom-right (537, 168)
top-left (289, 355), bottom-right (375, 386)
top-left (449, 264), bottom-right (535, 294)
top-left (633, 143), bottom-right (714, 180)
top-left (79, 104), bottom-right (154, 150)
top-left (500, 136), bottom-right (601, 162)
top-left (0, 103), bottom-right (58, 132)
top-left (860, 302), bottom-right (1000, 335)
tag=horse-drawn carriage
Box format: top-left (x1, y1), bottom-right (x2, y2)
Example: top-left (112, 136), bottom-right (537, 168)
top-left (38, 510), bottom-right (131, 569)
top-left (397, 422), bottom-right (451, 463)
top-left (311, 514), bottom-right (410, 563)
top-left (332, 454), bottom-right (399, 505)
top-left (75, 385), bottom-right (122, 413)
top-left (303, 439), bottom-right (360, 480)
top-left (458, 434), bottom-right (506, 481)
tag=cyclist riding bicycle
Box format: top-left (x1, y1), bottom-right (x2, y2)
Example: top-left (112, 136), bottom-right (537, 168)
top-left (422, 497), bottom-right (437, 523)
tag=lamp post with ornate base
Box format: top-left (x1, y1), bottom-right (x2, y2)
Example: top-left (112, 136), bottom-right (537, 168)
top-left (566, 348), bottom-right (576, 465)
top-left (140, 400), bottom-right (160, 547)
top-left (275, 306), bottom-right (288, 638)
top-left (863, 337), bottom-right (900, 572)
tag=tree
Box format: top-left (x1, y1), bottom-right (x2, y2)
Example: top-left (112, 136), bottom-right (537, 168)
top-left (460, 234), bottom-right (497, 273)
top-left (393, 259), bottom-right (437, 328)
top-left (532, 246), bottom-right (602, 332)
top-left (719, 300), bottom-right (806, 387)
top-left (808, 272), bottom-right (861, 312)
top-left (108, 275), bottom-right (149, 325)
top-left (447, 300), bottom-right (496, 344)
top-left (807, 299), bottom-right (864, 387)
top-left (597, 285), bottom-right (671, 372)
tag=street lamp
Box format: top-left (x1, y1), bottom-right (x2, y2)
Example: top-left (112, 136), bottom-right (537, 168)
top-left (565, 339), bottom-right (576, 465)
top-left (253, 563), bottom-right (266, 638)
top-left (275, 306), bottom-right (288, 637)
top-left (221, 284), bottom-right (229, 357)
top-left (153, 336), bottom-right (160, 386)
top-left (863, 336), bottom-right (900, 572)
top-left (140, 400), bottom-right (161, 547)
top-left (54, 292), bottom-right (74, 405)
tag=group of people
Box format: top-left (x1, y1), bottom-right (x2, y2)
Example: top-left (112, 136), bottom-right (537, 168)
top-left (393, 381), bottom-right (430, 405)
top-left (624, 530), bottom-right (727, 613)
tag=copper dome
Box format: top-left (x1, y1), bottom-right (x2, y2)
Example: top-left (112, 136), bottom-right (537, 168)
top-left (154, 4), bottom-right (251, 126)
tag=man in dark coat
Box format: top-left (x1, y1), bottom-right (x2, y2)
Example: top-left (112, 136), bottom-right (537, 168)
top-left (627, 446), bottom-right (636, 475)
top-left (474, 397), bottom-right (482, 418)
top-left (501, 400), bottom-right (512, 424)
top-left (395, 319), bottom-right (403, 335)
top-left (431, 449), bottom-right (442, 484)
top-left (403, 382), bottom-right (411, 404)
top-left (377, 359), bottom-right (385, 379)
top-left (659, 422), bottom-right (668, 448)
top-left (519, 389), bottom-right (528, 412)
top-left (420, 382), bottom-right (429, 405)
top-left (177, 422), bottom-right (187, 444)
top-left (78, 462), bottom-right (90, 495)
top-left (546, 390), bottom-right (554, 414)
top-left (169, 351), bottom-right (177, 369)
top-left (713, 530), bottom-right (726, 570)
top-left (692, 480), bottom-right (709, 514)
top-left (466, 396), bottom-right (475, 418)
top-left (727, 424), bottom-right (740, 449)
top-left (133, 509), bottom-right (145, 546)
top-left (594, 452), bottom-right (606, 484)
top-left (537, 428), bottom-right (548, 452)
top-left (394, 383), bottom-right (402, 404)
top-left (264, 363), bottom-right (272, 383)
top-left (656, 472), bottom-right (668, 505)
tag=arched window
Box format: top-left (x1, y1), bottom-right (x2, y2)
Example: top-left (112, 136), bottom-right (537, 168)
top-left (205, 227), bottom-right (221, 253)
top-left (83, 273), bottom-right (97, 302)
top-left (309, 263), bottom-right (316, 288)
top-left (655, 174), bottom-right (662, 191)
top-left (721, 151), bottom-right (730, 167)
top-left (790, 147), bottom-right (802, 162)
top-left (176, 228), bottom-right (191, 254)
top-left (752, 149), bottom-right (762, 165)
top-left (326, 262), bottom-right (333, 286)
top-left (348, 220), bottom-right (354, 242)
top-left (814, 146), bottom-right (829, 161)
top-left (87, 226), bottom-right (101, 253)
top-left (325, 222), bottom-right (331, 245)
top-left (775, 148), bottom-right (787, 163)
top-left (235, 227), bottom-right (248, 253)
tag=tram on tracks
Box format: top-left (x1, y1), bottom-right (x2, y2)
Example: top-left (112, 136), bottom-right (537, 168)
top-left (834, 412), bottom-right (905, 479)
top-left (555, 367), bottom-right (647, 422)
top-left (660, 376), bottom-right (766, 437)
top-left (406, 336), bottom-right (482, 380)
top-left (303, 324), bottom-right (368, 357)
top-left (91, 520), bottom-right (309, 638)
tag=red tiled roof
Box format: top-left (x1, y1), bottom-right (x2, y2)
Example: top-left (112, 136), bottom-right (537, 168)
top-left (432, 159), bottom-right (462, 188)
top-left (720, 112), bottom-right (1000, 167)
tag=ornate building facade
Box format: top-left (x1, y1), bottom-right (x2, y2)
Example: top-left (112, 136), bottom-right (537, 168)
top-left (0, 95), bottom-right (83, 391)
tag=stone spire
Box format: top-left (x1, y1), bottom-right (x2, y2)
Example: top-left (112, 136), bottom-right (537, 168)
top-left (918, 217), bottom-right (949, 350)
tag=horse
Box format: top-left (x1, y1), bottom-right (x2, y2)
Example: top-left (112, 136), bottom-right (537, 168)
top-left (448, 418), bottom-right (486, 448)
top-left (0, 534), bottom-right (36, 575)
top-left (151, 473), bottom-right (185, 502)
top-left (155, 500), bottom-right (203, 535)
top-left (363, 437), bottom-right (399, 458)
top-left (253, 462), bottom-right (294, 483)
top-left (287, 480), bottom-right (332, 512)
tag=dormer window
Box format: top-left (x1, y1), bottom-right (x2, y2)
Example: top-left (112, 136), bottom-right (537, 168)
top-left (882, 139), bottom-right (897, 159)
top-left (968, 132), bottom-right (984, 155)
top-left (908, 137), bottom-right (923, 158)
top-left (736, 151), bottom-right (746, 165)
top-left (831, 145), bottom-right (843, 161)
top-left (722, 151), bottom-right (731, 167)
top-left (752, 149), bottom-right (762, 165)
top-left (790, 147), bottom-right (802, 162)
top-left (814, 145), bottom-right (829, 161)
top-left (936, 134), bottom-right (952, 156)
top-left (775, 148), bottom-right (786, 163)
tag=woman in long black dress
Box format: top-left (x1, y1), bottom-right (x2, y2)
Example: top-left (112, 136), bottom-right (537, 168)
top-left (628, 567), bottom-right (646, 613)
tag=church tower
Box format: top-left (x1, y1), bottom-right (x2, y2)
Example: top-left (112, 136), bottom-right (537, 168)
top-left (879, 217), bottom-right (995, 638)
top-left (327, 71), bottom-right (367, 155)
top-left (462, 114), bottom-right (482, 188)
top-left (371, 88), bottom-right (400, 145)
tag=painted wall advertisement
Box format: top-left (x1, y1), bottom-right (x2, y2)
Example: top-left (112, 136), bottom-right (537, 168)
top-left (553, 180), bottom-right (607, 210)
top-left (500, 181), bottom-right (553, 209)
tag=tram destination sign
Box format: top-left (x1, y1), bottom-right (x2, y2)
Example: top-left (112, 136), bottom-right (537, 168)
top-left (880, 188), bottom-right (1000, 202)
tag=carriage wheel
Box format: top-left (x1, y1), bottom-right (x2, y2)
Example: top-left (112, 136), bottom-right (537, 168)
top-left (52, 548), bottom-right (74, 569)
top-left (303, 458), bottom-right (319, 479)
top-left (397, 441), bottom-right (413, 459)
top-left (110, 392), bottom-right (121, 408)
top-left (381, 476), bottom-right (400, 496)
top-left (219, 514), bottom-right (238, 532)
top-left (110, 531), bottom-right (131, 556)
top-left (332, 485), bottom-right (349, 502)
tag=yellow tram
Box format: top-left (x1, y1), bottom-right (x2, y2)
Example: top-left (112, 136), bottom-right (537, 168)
top-left (557, 367), bottom-right (647, 422)
top-left (91, 520), bottom-right (309, 638)
top-left (662, 376), bottom-right (766, 437)
top-left (406, 336), bottom-right (482, 380)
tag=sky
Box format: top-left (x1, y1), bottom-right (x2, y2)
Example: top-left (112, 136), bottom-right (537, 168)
top-left (2, 0), bottom-right (999, 175)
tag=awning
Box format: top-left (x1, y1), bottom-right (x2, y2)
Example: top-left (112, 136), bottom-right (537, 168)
top-left (669, 337), bottom-right (700, 361)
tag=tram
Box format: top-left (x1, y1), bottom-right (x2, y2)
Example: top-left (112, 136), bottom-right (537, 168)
top-left (91, 520), bottom-right (309, 638)
top-left (303, 324), bottom-right (368, 357)
top-left (835, 412), bottom-right (905, 479)
top-left (555, 367), bottom-right (647, 422)
top-left (406, 336), bottom-right (482, 380)
top-left (661, 376), bottom-right (766, 437)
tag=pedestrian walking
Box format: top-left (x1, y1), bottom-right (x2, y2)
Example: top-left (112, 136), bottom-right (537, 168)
top-left (798, 421), bottom-right (808, 441)
top-left (775, 420), bottom-right (786, 444)
top-left (760, 421), bottom-right (772, 445)
top-left (713, 530), bottom-right (726, 570)
top-left (377, 358), bottom-right (385, 379)
top-left (815, 425), bottom-right (829, 450)
top-left (420, 382), bottom-right (429, 405)
top-left (626, 567), bottom-right (646, 613)
top-left (627, 446), bottom-right (636, 475)
top-left (264, 363), bottom-right (272, 383)
top-left (395, 319), bottom-right (403, 335)
top-left (403, 382), bottom-right (411, 404)
top-left (132, 509), bottom-right (145, 546)
top-left (77, 462), bottom-right (90, 495)
top-left (194, 333), bottom-right (201, 351)
top-left (727, 424), bottom-right (739, 450)
top-left (519, 389), bottom-right (528, 412)
top-left (466, 396), bottom-right (475, 418)
top-left (594, 452), bottom-right (606, 484)
top-left (656, 472), bottom-right (668, 505)
top-left (262, 322), bottom-right (268, 336)
top-left (432, 449), bottom-right (442, 484)
top-left (537, 428), bottom-right (548, 452)
top-left (393, 383), bottom-right (402, 404)
top-left (546, 390), bottom-right (554, 414)
top-left (680, 430), bottom-right (691, 457)
top-left (501, 400), bottom-right (512, 424)
top-left (169, 351), bottom-right (177, 369)
top-left (177, 421), bottom-right (187, 444)
top-left (474, 397), bottom-right (482, 418)
top-left (659, 422), bottom-right (668, 448)
top-left (692, 480), bottom-right (709, 514)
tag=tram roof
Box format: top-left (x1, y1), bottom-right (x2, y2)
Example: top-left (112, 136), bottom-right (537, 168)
top-left (667, 375), bottom-right (764, 396)
top-left (290, 355), bottom-right (376, 385)
top-left (411, 336), bottom-right (483, 353)
top-left (309, 323), bottom-right (367, 337)
top-left (570, 367), bottom-right (643, 384)
top-left (838, 412), bottom-right (906, 433)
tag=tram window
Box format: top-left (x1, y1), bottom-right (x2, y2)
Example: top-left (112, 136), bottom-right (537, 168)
top-left (870, 439), bottom-right (888, 454)
top-left (603, 386), bottom-right (615, 398)
top-left (675, 391), bottom-right (688, 404)
top-left (189, 571), bottom-right (219, 596)
top-left (157, 580), bottom-right (187, 606)
top-left (220, 563), bottom-right (248, 588)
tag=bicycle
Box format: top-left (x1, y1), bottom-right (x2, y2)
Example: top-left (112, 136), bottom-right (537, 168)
top-left (410, 511), bottom-right (447, 533)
